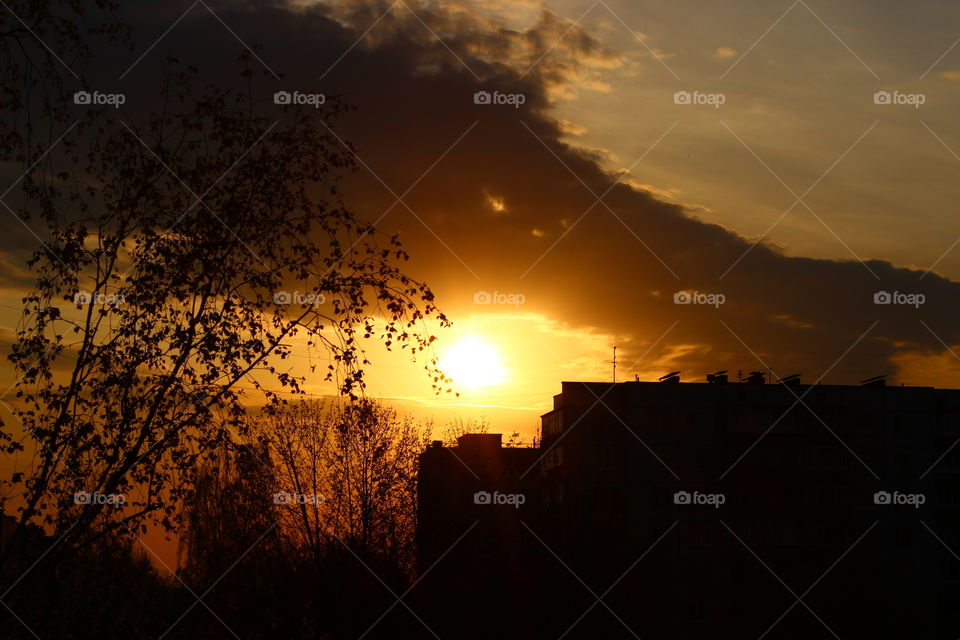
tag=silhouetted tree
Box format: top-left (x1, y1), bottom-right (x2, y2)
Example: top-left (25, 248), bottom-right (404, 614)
top-left (257, 399), bottom-right (332, 564)
top-left (443, 416), bottom-right (522, 447)
top-left (173, 400), bottom-right (428, 638)
top-left (258, 398), bottom-right (429, 575)
top-left (1, 534), bottom-right (178, 640)
top-left (0, 0), bottom-right (126, 168)
top-left (2, 62), bottom-right (448, 560)
top-left (327, 399), bottom-right (426, 573)
top-left (177, 443), bottom-right (278, 587)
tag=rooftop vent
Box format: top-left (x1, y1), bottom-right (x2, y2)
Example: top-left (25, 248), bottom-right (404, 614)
top-left (860, 374), bottom-right (887, 388)
top-left (706, 370), bottom-right (728, 384)
top-left (744, 371), bottom-right (765, 385)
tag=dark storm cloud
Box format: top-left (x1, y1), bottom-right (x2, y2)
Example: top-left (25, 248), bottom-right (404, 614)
top-left (7, 0), bottom-right (960, 383)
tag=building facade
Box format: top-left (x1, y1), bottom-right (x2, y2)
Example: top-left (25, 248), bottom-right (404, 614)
top-left (418, 378), bottom-right (960, 638)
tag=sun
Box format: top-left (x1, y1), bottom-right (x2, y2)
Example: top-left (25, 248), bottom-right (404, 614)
top-left (439, 335), bottom-right (507, 389)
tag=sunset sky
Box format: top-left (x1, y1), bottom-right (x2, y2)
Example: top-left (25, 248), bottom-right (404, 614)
top-left (5, 0), bottom-right (960, 440)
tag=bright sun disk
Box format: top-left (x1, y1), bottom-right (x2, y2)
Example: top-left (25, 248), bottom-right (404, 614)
top-left (439, 335), bottom-right (506, 389)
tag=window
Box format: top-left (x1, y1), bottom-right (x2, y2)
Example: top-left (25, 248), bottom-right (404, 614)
top-left (542, 411), bottom-right (563, 437)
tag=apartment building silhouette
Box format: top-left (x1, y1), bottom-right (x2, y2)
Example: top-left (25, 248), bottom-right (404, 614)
top-left (417, 375), bottom-right (960, 638)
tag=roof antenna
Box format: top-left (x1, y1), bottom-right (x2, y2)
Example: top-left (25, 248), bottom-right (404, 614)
top-left (612, 346), bottom-right (617, 383)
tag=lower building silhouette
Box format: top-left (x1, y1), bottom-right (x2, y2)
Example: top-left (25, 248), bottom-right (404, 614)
top-left (417, 376), bottom-right (960, 638)
top-left (415, 433), bottom-right (543, 638)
